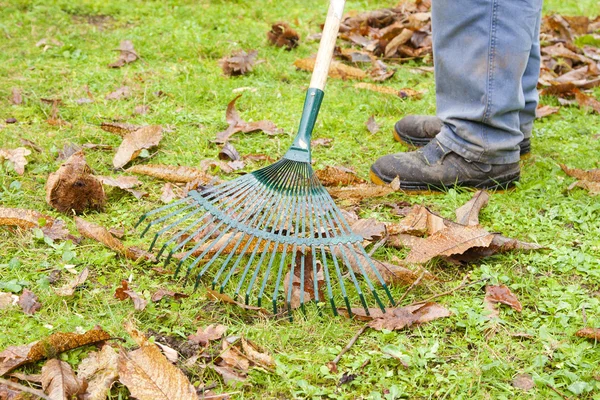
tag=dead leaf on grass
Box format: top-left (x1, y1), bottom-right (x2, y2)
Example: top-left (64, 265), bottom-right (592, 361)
top-left (455, 190), bottom-right (489, 226)
top-left (188, 324), bottom-right (227, 346)
top-left (365, 115), bottom-right (380, 134)
top-left (567, 179), bottom-right (600, 195)
top-left (294, 58), bottom-right (367, 80)
top-left (219, 50), bottom-right (258, 76)
top-left (150, 288), bottom-right (189, 302)
top-left (10, 88), bottom-right (22, 105)
top-left (108, 39), bottom-right (139, 68)
top-left (575, 327), bottom-right (600, 341)
top-left (338, 302), bottom-right (451, 331)
top-left (77, 344), bottom-right (119, 400)
top-left (100, 122), bottom-right (141, 136)
top-left (97, 175), bottom-right (146, 199)
top-left (113, 125), bottom-right (163, 169)
top-left (45, 151), bottom-right (106, 214)
top-left (18, 289), bottom-right (41, 315)
top-left (215, 95), bottom-right (283, 144)
top-left (0, 147), bottom-right (31, 175)
top-left (327, 183), bottom-right (394, 204)
top-left (535, 105), bottom-right (560, 118)
top-left (315, 165), bottom-right (366, 187)
top-left (118, 325), bottom-right (197, 400)
top-left (114, 280), bottom-right (147, 311)
top-left (19, 137), bottom-right (43, 153)
top-left (160, 182), bottom-right (180, 203)
top-left (512, 373), bottom-right (535, 391)
top-left (311, 138), bottom-right (333, 147)
top-left (54, 267), bottom-right (89, 297)
top-left (267, 22), bottom-right (299, 50)
top-left (574, 89), bottom-right (600, 113)
top-left (351, 218), bottom-right (386, 241)
top-left (219, 142), bottom-right (241, 161)
top-left (354, 82), bottom-right (423, 98)
top-left (206, 289), bottom-right (269, 314)
top-left (134, 104), bottom-right (150, 115)
top-left (560, 164), bottom-right (600, 182)
top-left (41, 358), bottom-right (86, 400)
top-left (127, 164), bottom-right (214, 184)
top-left (485, 285), bottom-right (523, 312)
top-left (105, 86), bottom-right (131, 101)
top-left (283, 250), bottom-right (325, 309)
top-left (0, 292), bottom-right (18, 310)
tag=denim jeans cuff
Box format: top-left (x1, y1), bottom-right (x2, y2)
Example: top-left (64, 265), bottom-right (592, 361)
top-left (436, 131), bottom-right (521, 165)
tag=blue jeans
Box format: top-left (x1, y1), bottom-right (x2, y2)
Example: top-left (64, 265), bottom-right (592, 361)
top-left (433, 0), bottom-right (543, 164)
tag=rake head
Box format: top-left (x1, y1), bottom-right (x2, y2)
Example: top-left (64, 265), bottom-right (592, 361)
top-left (136, 158), bottom-right (396, 316)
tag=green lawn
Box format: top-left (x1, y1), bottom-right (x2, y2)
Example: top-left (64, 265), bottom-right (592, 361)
top-left (1, 0), bottom-right (599, 399)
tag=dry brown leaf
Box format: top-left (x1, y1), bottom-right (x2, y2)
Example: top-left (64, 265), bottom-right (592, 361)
top-left (160, 182), bottom-right (180, 203)
top-left (215, 95), bottom-right (283, 144)
top-left (219, 50), bottom-right (258, 76)
top-left (338, 302), bottom-right (451, 331)
top-left (0, 382), bottom-right (21, 399)
top-left (384, 28), bottom-right (414, 57)
top-left (560, 164), bottom-right (600, 182)
top-left (575, 327), bottom-right (600, 341)
top-left (100, 122), bottom-right (141, 136)
top-left (311, 138), bottom-right (333, 147)
top-left (567, 179), bottom-right (600, 195)
top-left (327, 183), bottom-right (394, 204)
top-left (294, 58), bottom-right (367, 80)
top-left (77, 344), bottom-right (119, 400)
top-left (0, 327), bottom-right (110, 376)
top-left (74, 217), bottom-right (154, 262)
top-left (18, 289), bottom-right (41, 315)
top-left (41, 358), bottom-right (86, 400)
top-left (113, 280), bottom-right (147, 311)
top-left (351, 218), bottom-right (386, 241)
top-left (45, 151), bottom-right (106, 214)
top-left (118, 326), bottom-right (197, 400)
top-left (405, 224), bottom-right (495, 263)
top-left (455, 190), bottom-right (489, 226)
top-left (219, 142), bottom-right (241, 161)
top-left (354, 82), bottom-right (423, 98)
top-left (210, 364), bottom-right (246, 385)
top-left (206, 289), bottom-right (269, 314)
top-left (512, 373), bottom-right (535, 391)
top-left (105, 86), bottom-right (131, 101)
top-left (97, 175), bottom-right (146, 199)
top-left (386, 205), bottom-right (445, 236)
top-left (283, 250), bottom-right (325, 309)
top-left (240, 338), bottom-right (275, 370)
top-left (365, 115), bottom-right (380, 134)
top-left (0, 147), bottom-right (31, 175)
top-left (19, 137), bottom-right (43, 153)
top-left (485, 285), bottom-right (523, 312)
top-left (0, 207), bottom-right (53, 231)
top-left (127, 164), bottom-right (214, 184)
top-left (134, 104), bottom-right (150, 115)
top-left (0, 292), bottom-right (17, 310)
top-left (452, 233), bottom-right (542, 262)
top-left (535, 105), bottom-right (560, 118)
top-left (150, 288), bottom-right (189, 302)
top-left (188, 324), bottom-right (227, 346)
top-left (54, 268), bottom-right (89, 297)
top-left (315, 165), bottom-right (366, 187)
top-left (113, 125), bottom-right (163, 169)
top-left (10, 88), bottom-right (22, 105)
top-left (267, 22), bottom-right (299, 50)
top-left (574, 89), bottom-right (600, 113)
top-left (108, 39), bottom-right (139, 68)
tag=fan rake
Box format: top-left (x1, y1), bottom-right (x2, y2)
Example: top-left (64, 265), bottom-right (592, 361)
top-left (136, 0), bottom-right (397, 316)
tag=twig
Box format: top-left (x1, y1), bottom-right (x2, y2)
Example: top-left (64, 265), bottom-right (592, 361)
top-left (0, 377), bottom-right (51, 400)
top-left (408, 276), bottom-right (487, 307)
top-left (367, 234), bottom-right (388, 257)
top-left (331, 325), bottom-right (368, 367)
top-left (397, 269), bottom-right (426, 304)
top-left (548, 384), bottom-right (570, 400)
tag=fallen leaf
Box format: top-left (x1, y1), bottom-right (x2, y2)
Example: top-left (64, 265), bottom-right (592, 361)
top-left (41, 358), bottom-right (86, 400)
top-left (366, 115), bottom-right (380, 134)
top-left (283, 250), bottom-right (325, 309)
top-left (10, 88), bottom-right (22, 105)
top-left (41, 219), bottom-right (74, 241)
top-left (108, 39), bottom-right (139, 68)
top-left (0, 207), bottom-right (53, 231)
top-left (118, 325), bottom-right (197, 400)
top-left (150, 288), bottom-right (189, 302)
top-left (160, 182), bottom-right (179, 203)
top-left (405, 224), bottom-right (495, 263)
top-left (574, 89), bottom-right (600, 113)
top-left (294, 58), bottom-right (367, 80)
top-left (267, 22), bottom-right (299, 50)
top-left (0, 292), bottom-right (17, 310)
top-left (100, 122), bottom-right (141, 136)
top-left (54, 268), bottom-right (89, 297)
top-left (219, 142), bottom-right (241, 161)
top-left (512, 373), bottom-right (535, 391)
top-left (575, 327), bottom-right (600, 341)
top-left (0, 382), bottom-right (21, 399)
top-left (0, 147), bottom-right (31, 175)
top-left (351, 218), bottom-right (386, 241)
top-left (18, 289), bottom-right (41, 315)
top-left (45, 151), bottom-right (106, 214)
top-left (206, 289), bottom-right (269, 314)
top-left (567, 179), bottom-right (600, 195)
top-left (0, 327), bottom-right (111, 376)
top-left (127, 164), bottom-right (214, 183)
top-left (134, 104), bottom-right (150, 115)
top-left (105, 86), bottom-right (131, 101)
top-left (113, 125), bottom-right (163, 169)
top-left (327, 183), bottom-right (394, 204)
top-left (240, 338), bottom-right (275, 370)
top-left (77, 344), bottom-right (119, 400)
top-left (455, 190), bottom-right (489, 226)
top-left (97, 175), bottom-right (146, 199)
top-left (338, 302), bottom-right (451, 331)
top-left (114, 280), bottom-right (147, 311)
top-left (560, 164), bottom-right (600, 182)
top-left (188, 324), bottom-right (227, 346)
top-left (354, 82), bottom-right (423, 98)
top-left (215, 95), bottom-right (283, 144)
top-left (315, 165), bottom-right (366, 187)
top-left (536, 105), bottom-right (560, 118)
top-left (19, 137), bottom-right (42, 153)
top-left (75, 217), bottom-right (155, 262)
top-left (210, 364), bottom-right (246, 385)
top-left (311, 138), bottom-right (333, 147)
top-left (219, 50), bottom-right (258, 76)
top-left (485, 285), bottom-right (522, 312)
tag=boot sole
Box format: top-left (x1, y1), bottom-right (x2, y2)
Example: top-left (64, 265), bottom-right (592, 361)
top-left (369, 168), bottom-right (519, 192)
top-left (393, 128), bottom-right (531, 157)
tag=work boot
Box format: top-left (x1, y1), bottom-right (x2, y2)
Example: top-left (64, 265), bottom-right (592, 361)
top-left (393, 115), bottom-right (531, 156)
top-left (370, 138), bottom-right (520, 191)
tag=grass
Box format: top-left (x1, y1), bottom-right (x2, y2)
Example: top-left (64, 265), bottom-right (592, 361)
top-left (1, 0), bottom-right (600, 398)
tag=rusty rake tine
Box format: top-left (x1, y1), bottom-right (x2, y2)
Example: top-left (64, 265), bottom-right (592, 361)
top-left (135, 197), bottom-right (190, 229)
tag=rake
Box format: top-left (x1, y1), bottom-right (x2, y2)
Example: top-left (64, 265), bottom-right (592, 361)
top-left (136, 0), bottom-right (396, 316)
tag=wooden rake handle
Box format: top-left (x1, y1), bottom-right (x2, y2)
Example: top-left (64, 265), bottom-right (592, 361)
top-left (309, 0), bottom-right (346, 91)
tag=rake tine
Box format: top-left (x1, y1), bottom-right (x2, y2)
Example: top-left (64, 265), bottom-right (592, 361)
top-left (338, 245), bottom-right (369, 315)
top-left (140, 202), bottom-right (197, 237)
top-left (148, 207), bottom-right (204, 251)
top-left (156, 213), bottom-right (212, 258)
top-left (357, 246), bottom-right (396, 307)
top-left (329, 244), bottom-right (352, 317)
top-left (346, 244), bottom-right (386, 312)
top-left (256, 243), bottom-right (280, 308)
top-left (272, 242), bottom-right (290, 315)
top-left (135, 197), bottom-right (190, 229)
top-left (286, 243), bottom-right (298, 317)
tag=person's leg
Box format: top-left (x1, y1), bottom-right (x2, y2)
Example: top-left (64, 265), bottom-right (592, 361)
top-left (433, 0), bottom-right (542, 165)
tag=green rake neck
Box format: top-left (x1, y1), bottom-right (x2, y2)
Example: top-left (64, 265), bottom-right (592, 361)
top-left (283, 88), bottom-right (325, 164)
